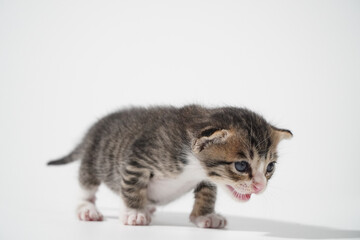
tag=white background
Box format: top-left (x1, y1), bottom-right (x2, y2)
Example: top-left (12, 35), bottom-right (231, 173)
top-left (1, 0), bottom-right (360, 239)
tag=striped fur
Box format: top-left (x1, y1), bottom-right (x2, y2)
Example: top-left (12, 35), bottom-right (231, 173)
top-left (48, 105), bottom-right (292, 227)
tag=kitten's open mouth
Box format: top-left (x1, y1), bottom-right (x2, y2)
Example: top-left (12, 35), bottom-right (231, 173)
top-left (226, 185), bottom-right (251, 201)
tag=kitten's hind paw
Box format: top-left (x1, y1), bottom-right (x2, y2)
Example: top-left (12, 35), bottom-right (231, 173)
top-left (123, 209), bottom-right (151, 226)
top-left (77, 202), bottom-right (103, 221)
top-left (190, 213), bottom-right (227, 229)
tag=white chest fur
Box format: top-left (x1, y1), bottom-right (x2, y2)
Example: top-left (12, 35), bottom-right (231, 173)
top-left (147, 153), bottom-right (208, 205)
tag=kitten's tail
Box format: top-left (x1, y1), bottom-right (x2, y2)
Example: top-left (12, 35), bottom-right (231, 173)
top-left (47, 143), bottom-right (84, 166)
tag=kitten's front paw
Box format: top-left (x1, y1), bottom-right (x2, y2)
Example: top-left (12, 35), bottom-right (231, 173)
top-left (190, 213), bottom-right (227, 229)
top-left (77, 202), bottom-right (103, 221)
top-left (123, 209), bottom-right (151, 226)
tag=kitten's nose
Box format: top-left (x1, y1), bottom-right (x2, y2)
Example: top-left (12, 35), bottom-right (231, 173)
top-left (252, 182), bottom-right (264, 193)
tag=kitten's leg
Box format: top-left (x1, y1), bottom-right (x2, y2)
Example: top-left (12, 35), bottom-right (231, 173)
top-left (119, 167), bottom-right (152, 226)
top-left (77, 185), bottom-right (103, 221)
top-left (190, 181), bottom-right (227, 229)
top-left (77, 162), bottom-right (103, 221)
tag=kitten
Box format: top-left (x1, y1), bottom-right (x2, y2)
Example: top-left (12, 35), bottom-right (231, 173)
top-left (48, 105), bottom-right (292, 228)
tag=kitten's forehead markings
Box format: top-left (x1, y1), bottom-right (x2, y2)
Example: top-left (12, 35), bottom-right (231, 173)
top-left (238, 151), bottom-right (247, 159)
top-left (249, 149), bottom-right (254, 160)
top-left (249, 147), bottom-right (262, 161)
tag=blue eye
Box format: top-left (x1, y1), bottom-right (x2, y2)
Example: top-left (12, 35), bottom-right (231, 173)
top-left (267, 162), bottom-right (275, 173)
top-left (235, 161), bottom-right (248, 172)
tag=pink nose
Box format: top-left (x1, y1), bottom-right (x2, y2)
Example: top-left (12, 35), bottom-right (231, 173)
top-left (252, 182), bottom-right (264, 193)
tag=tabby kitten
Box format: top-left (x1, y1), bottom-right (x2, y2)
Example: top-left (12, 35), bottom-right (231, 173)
top-left (48, 105), bottom-right (292, 228)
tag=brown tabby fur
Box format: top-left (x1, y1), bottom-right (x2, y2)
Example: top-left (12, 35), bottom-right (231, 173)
top-left (48, 105), bottom-right (292, 227)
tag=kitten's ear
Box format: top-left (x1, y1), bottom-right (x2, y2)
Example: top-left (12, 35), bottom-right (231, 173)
top-left (192, 128), bottom-right (231, 153)
top-left (271, 127), bottom-right (293, 142)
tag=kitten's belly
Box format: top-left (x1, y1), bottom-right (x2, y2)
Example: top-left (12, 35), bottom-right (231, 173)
top-left (147, 153), bottom-right (207, 205)
top-left (147, 177), bottom-right (201, 205)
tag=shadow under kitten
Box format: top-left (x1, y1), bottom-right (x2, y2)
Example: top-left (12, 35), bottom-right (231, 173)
top-left (104, 210), bottom-right (360, 239)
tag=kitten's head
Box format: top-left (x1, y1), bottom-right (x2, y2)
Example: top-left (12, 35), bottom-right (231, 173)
top-left (191, 108), bottom-right (292, 202)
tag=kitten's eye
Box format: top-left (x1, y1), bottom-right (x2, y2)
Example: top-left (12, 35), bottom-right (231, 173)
top-left (267, 162), bottom-right (275, 173)
top-left (234, 161), bottom-right (249, 172)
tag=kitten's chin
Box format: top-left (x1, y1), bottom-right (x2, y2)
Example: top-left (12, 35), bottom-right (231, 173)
top-left (225, 185), bottom-right (252, 202)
